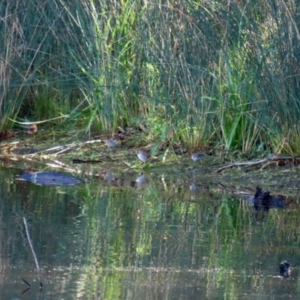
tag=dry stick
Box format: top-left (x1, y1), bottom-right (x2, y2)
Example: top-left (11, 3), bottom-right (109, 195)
top-left (216, 155), bottom-right (300, 173)
top-left (23, 217), bottom-right (43, 289)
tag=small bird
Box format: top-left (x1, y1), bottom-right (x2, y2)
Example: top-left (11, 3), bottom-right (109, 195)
top-left (135, 173), bottom-right (149, 187)
top-left (105, 138), bottom-right (117, 149)
top-left (189, 183), bottom-right (200, 191)
top-left (0, 129), bottom-right (14, 141)
top-left (102, 170), bottom-right (124, 185)
top-left (21, 118), bottom-right (38, 134)
top-left (191, 152), bottom-right (205, 161)
top-left (137, 150), bottom-right (150, 164)
top-left (279, 261), bottom-right (291, 278)
top-left (25, 124), bottom-right (38, 134)
top-left (102, 170), bottom-right (115, 182)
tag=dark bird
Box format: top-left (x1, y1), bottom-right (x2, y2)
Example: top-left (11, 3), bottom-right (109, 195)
top-left (279, 261), bottom-right (291, 278)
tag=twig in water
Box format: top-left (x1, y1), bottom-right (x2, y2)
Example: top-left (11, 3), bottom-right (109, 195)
top-left (23, 217), bottom-right (43, 289)
top-left (21, 278), bottom-right (31, 294)
top-left (22, 278), bottom-right (31, 287)
top-left (21, 287), bottom-right (31, 295)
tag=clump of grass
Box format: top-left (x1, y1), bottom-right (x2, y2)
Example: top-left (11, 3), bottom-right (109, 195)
top-left (1, 0), bottom-right (300, 157)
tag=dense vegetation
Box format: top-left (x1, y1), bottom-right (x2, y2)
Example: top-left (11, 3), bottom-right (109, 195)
top-left (1, 0), bottom-right (300, 155)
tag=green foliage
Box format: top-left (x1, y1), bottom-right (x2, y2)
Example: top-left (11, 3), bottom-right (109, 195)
top-left (213, 45), bottom-right (262, 153)
top-left (1, 0), bottom-right (300, 154)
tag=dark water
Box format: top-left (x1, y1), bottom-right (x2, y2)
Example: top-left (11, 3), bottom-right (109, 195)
top-left (0, 165), bottom-right (298, 299)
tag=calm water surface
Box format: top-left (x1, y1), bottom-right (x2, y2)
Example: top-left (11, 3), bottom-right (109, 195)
top-left (0, 165), bottom-right (298, 299)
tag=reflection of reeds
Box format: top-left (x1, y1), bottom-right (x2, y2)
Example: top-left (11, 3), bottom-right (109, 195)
top-left (23, 217), bottom-right (43, 289)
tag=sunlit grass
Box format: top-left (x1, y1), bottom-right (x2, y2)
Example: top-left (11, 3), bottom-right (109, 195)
top-left (1, 0), bottom-right (300, 156)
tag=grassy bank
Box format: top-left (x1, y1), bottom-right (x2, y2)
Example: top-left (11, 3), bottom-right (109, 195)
top-left (1, 0), bottom-right (300, 155)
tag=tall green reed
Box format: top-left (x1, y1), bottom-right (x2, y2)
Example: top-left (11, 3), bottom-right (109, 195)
top-left (1, 0), bottom-right (300, 154)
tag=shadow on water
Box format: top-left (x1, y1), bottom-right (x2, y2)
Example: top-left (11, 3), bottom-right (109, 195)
top-left (0, 163), bottom-right (299, 299)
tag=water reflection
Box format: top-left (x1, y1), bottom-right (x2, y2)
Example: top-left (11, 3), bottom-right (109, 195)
top-left (102, 170), bottom-right (149, 188)
top-left (0, 166), bottom-right (298, 299)
top-left (135, 173), bottom-right (149, 187)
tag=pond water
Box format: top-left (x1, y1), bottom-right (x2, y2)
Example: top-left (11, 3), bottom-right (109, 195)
top-left (0, 164), bottom-right (299, 299)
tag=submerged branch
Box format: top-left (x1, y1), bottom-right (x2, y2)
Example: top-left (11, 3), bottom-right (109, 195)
top-left (23, 217), bottom-right (43, 289)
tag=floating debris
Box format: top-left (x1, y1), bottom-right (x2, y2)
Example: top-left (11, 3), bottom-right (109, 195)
top-left (19, 171), bottom-right (84, 186)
